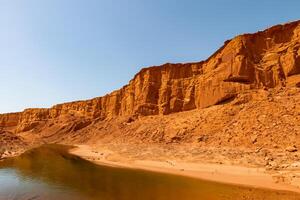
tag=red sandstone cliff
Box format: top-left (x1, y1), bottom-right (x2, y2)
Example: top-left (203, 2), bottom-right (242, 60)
top-left (0, 20), bottom-right (300, 133)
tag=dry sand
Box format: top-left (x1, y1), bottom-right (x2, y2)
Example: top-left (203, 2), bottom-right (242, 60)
top-left (70, 144), bottom-right (300, 194)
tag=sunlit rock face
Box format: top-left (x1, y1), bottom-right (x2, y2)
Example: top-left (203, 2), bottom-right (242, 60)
top-left (0, 20), bottom-right (300, 132)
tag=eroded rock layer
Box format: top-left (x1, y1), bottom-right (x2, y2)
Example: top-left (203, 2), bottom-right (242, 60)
top-left (1, 20), bottom-right (300, 133)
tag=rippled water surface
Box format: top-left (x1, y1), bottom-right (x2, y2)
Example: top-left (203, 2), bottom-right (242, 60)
top-left (0, 144), bottom-right (299, 200)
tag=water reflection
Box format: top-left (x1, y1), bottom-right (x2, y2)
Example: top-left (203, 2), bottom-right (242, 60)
top-left (0, 144), bottom-right (299, 200)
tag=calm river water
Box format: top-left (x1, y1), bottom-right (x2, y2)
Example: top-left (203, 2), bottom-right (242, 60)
top-left (0, 144), bottom-right (299, 200)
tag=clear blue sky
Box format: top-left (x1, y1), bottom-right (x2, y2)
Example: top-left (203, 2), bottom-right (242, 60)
top-left (0, 0), bottom-right (299, 113)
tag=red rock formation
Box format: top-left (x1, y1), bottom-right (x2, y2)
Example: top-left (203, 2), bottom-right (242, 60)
top-left (0, 20), bottom-right (300, 133)
top-left (0, 112), bottom-right (20, 127)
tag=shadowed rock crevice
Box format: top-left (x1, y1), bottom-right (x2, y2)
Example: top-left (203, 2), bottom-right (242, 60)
top-left (223, 76), bottom-right (251, 84)
top-left (215, 94), bottom-right (237, 105)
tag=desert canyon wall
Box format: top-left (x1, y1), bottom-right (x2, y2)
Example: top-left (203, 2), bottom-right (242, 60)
top-left (1, 20), bottom-right (300, 133)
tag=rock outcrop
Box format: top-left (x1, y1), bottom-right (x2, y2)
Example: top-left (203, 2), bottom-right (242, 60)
top-left (0, 20), bottom-right (300, 133)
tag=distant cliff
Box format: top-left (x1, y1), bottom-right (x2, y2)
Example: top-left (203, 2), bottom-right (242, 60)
top-left (1, 20), bottom-right (300, 133)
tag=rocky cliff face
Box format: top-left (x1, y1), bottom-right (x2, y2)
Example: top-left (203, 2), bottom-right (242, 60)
top-left (1, 20), bottom-right (300, 133)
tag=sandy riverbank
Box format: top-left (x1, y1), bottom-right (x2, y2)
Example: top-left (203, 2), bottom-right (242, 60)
top-left (70, 144), bottom-right (300, 193)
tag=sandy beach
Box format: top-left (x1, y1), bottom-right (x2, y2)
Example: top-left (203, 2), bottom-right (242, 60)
top-left (70, 144), bottom-right (300, 194)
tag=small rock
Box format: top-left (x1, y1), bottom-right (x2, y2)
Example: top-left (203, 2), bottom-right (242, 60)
top-left (197, 135), bottom-right (208, 142)
top-left (265, 156), bottom-right (273, 161)
top-left (290, 162), bottom-right (300, 168)
top-left (251, 135), bottom-right (258, 144)
top-left (268, 161), bottom-right (278, 167)
top-left (255, 147), bottom-right (263, 153)
top-left (280, 164), bottom-right (290, 169)
top-left (286, 145), bottom-right (297, 152)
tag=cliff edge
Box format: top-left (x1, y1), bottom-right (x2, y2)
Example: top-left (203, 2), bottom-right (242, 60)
top-left (0, 20), bottom-right (300, 136)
